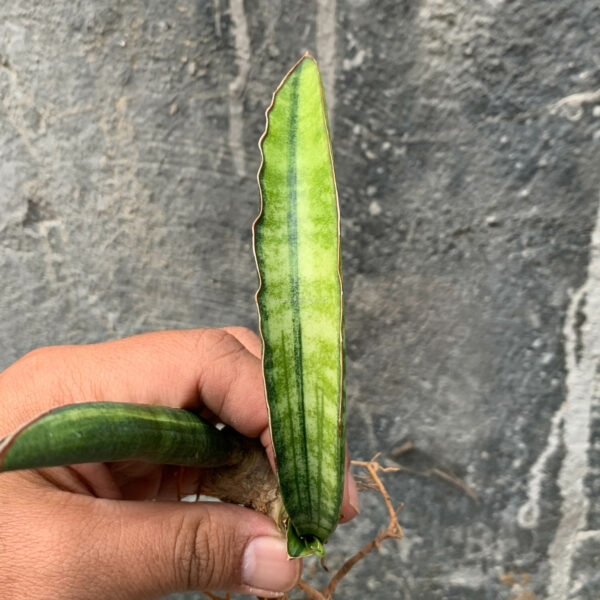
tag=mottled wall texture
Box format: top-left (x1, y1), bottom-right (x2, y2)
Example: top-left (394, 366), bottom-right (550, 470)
top-left (1, 1), bottom-right (600, 598)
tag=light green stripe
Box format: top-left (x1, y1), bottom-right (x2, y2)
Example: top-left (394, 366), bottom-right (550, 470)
top-left (285, 63), bottom-right (313, 517)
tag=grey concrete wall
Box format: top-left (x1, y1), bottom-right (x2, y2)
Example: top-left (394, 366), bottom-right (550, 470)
top-left (1, 1), bottom-right (600, 598)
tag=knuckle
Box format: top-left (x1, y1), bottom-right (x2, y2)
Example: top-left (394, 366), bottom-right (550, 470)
top-left (195, 331), bottom-right (247, 393)
top-left (228, 326), bottom-right (255, 337)
top-left (8, 345), bottom-right (73, 386)
top-left (223, 326), bottom-right (259, 343)
top-left (8, 346), bottom-right (57, 378)
top-left (221, 327), bottom-right (262, 360)
top-left (174, 510), bottom-right (234, 590)
top-left (191, 328), bottom-right (226, 355)
top-left (0, 346), bottom-right (80, 429)
top-left (198, 329), bottom-right (247, 363)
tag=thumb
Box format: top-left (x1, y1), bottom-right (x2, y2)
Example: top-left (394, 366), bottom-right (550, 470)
top-left (68, 496), bottom-right (301, 599)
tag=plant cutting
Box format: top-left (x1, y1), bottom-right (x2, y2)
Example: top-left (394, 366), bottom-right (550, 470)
top-left (0, 54), bottom-right (345, 560)
top-left (254, 52), bottom-right (345, 558)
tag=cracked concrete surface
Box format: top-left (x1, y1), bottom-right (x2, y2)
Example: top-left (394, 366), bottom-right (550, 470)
top-left (1, 1), bottom-right (600, 599)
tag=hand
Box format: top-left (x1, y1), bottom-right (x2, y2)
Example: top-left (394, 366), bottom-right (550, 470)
top-left (0, 328), bottom-right (359, 600)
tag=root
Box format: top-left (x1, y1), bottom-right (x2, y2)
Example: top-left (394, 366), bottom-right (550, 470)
top-left (190, 439), bottom-right (283, 523)
top-left (389, 441), bottom-right (478, 504)
top-left (199, 442), bottom-right (281, 520)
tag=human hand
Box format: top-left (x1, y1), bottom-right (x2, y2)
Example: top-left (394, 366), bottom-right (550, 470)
top-left (0, 328), bottom-right (359, 600)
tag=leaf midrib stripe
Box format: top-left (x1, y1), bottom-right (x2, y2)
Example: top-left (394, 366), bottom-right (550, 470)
top-left (287, 66), bottom-right (312, 518)
top-left (281, 330), bottom-right (303, 511)
top-left (316, 381), bottom-right (323, 529)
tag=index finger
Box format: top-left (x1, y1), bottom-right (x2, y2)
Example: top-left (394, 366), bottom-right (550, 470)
top-left (0, 329), bottom-right (268, 439)
top-left (1, 328), bottom-right (360, 521)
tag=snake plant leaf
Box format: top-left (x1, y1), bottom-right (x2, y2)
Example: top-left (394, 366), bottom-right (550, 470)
top-left (253, 53), bottom-right (345, 557)
top-left (0, 402), bottom-right (247, 472)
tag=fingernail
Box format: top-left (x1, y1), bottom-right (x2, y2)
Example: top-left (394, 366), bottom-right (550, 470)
top-left (348, 473), bottom-right (360, 515)
top-left (242, 536), bottom-right (300, 597)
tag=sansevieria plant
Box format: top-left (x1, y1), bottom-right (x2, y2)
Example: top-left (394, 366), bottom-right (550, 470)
top-left (0, 53), bottom-right (345, 559)
top-left (254, 53), bottom-right (345, 557)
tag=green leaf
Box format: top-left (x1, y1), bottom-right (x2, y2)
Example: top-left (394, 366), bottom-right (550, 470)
top-left (0, 402), bottom-right (247, 472)
top-left (253, 53), bottom-right (346, 556)
top-left (286, 523), bottom-right (326, 558)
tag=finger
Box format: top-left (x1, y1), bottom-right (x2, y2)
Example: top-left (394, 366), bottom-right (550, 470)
top-left (196, 325), bottom-right (263, 429)
top-left (0, 329), bottom-right (269, 440)
top-left (223, 326), bottom-right (262, 358)
top-left (64, 496), bottom-right (301, 599)
top-left (339, 447), bottom-right (360, 523)
top-left (340, 472), bottom-right (360, 523)
top-left (218, 327), bottom-right (277, 470)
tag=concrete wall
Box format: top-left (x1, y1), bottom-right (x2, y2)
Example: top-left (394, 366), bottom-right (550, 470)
top-left (1, 1), bottom-right (599, 598)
